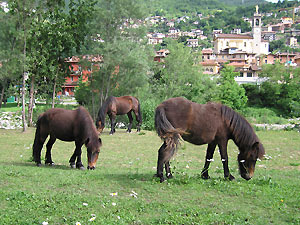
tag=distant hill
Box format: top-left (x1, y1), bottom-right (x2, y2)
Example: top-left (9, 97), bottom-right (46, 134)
top-left (220, 0), bottom-right (266, 6)
top-left (143, 0), bottom-right (267, 17)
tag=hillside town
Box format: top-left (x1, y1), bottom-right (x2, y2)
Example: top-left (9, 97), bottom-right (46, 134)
top-left (147, 5), bottom-right (300, 83)
top-left (62, 5), bottom-right (300, 96)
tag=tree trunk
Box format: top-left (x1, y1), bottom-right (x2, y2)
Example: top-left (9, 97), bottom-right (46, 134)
top-left (52, 76), bottom-right (56, 108)
top-left (0, 85), bottom-right (4, 109)
top-left (22, 2), bottom-right (27, 132)
top-left (105, 73), bottom-right (111, 100)
top-left (22, 72), bottom-right (27, 132)
top-left (90, 67), bottom-right (96, 120)
top-left (28, 74), bottom-right (35, 127)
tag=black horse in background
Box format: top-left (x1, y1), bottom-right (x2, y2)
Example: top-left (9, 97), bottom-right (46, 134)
top-left (155, 97), bottom-right (265, 183)
top-left (96, 96), bottom-right (142, 135)
top-left (32, 106), bottom-right (102, 170)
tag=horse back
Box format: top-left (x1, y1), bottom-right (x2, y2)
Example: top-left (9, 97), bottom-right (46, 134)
top-left (115, 96), bottom-right (139, 115)
top-left (39, 108), bottom-right (81, 141)
top-left (159, 98), bottom-right (227, 145)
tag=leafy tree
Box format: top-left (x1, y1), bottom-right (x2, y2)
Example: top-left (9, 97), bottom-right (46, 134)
top-left (78, 0), bottom-right (152, 119)
top-left (269, 39), bottom-right (286, 53)
top-left (25, 0), bottom-right (95, 125)
top-left (0, 8), bottom-right (21, 108)
top-left (259, 62), bottom-right (300, 117)
top-left (151, 39), bottom-right (217, 103)
top-left (216, 65), bottom-right (248, 110)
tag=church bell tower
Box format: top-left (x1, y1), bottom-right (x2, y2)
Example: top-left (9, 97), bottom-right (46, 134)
top-left (252, 5), bottom-right (262, 55)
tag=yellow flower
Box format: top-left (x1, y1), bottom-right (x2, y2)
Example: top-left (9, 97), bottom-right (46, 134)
top-left (89, 217), bottom-right (96, 222)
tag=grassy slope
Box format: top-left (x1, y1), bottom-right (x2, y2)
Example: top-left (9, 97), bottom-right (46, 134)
top-left (0, 128), bottom-right (299, 224)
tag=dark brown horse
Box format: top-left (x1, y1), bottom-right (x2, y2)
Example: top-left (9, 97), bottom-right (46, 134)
top-left (32, 106), bottom-right (102, 170)
top-left (155, 97), bottom-right (265, 182)
top-left (96, 96), bottom-right (142, 135)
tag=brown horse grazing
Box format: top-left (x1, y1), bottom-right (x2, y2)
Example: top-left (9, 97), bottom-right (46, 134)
top-left (96, 96), bottom-right (142, 135)
top-left (155, 97), bottom-right (265, 183)
top-left (32, 106), bottom-right (102, 170)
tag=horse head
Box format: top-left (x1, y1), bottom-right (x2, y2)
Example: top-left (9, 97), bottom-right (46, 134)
top-left (85, 137), bottom-right (102, 170)
top-left (238, 142), bottom-right (265, 180)
top-left (95, 118), bottom-right (105, 133)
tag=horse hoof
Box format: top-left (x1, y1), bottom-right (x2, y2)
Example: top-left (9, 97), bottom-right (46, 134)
top-left (167, 173), bottom-right (173, 179)
top-left (160, 178), bottom-right (166, 183)
top-left (229, 174), bottom-right (235, 181)
top-left (225, 174), bottom-right (235, 181)
top-left (70, 163), bottom-right (76, 169)
top-left (201, 174), bottom-right (210, 179)
top-left (36, 163), bottom-right (42, 167)
top-left (46, 162), bottom-right (55, 166)
top-left (79, 166), bottom-right (86, 170)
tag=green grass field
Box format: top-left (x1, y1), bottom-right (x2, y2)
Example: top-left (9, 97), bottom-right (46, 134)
top-left (0, 128), bottom-right (299, 224)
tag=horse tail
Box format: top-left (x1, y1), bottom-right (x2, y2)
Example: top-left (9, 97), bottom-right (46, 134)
top-left (96, 96), bottom-right (114, 128)
top-left (155, 105), bottom-right (185, 160)
top-left (137, 99), bottom-right (142, 123)
top-left (32, 114), bottom-right (43, 162)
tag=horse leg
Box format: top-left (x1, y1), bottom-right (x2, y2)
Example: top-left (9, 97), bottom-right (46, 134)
top-left (201, 142), bottom-right (217, 179)
top-left (69, 150), bottom-right (77, 169)
top-left (218, 141), bottom-right (235, 181)
top-left (133, 110), bottom-right (141, 132)
top-left (156, 142), bottom-right (174, 182)
top-left (109, 114), bottom-right (116, 135)
top-left (75, 141), bottom-right (85, 170)
top-left (33, 130), bottom-right (48, 167)
top-left (45, 135), bottom-right (56, 166)
top-left (165, 161), bottom-right (173, 179)
top-left (126, 111), bottom-right (133, 133)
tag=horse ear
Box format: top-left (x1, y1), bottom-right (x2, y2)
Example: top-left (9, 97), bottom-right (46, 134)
top-left (98, 138), bottom-right (102, 146)
top-left (252, 142), bottom-right (259, 149)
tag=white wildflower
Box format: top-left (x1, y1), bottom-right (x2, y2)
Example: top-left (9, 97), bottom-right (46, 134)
top-left (89, 217), bottom-right (96, 222)
top-left (82, 203), bottom-right (88, 206)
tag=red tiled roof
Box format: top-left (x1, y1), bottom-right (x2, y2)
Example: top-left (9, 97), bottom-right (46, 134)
top-left (200, 60), bottom-right (218, 66)
top-left (228, 62), bottom-right (248, 67)
top-left (202, 48), bottom-right (213, 54)
top-left (214, 34), bottom-right (253, 39)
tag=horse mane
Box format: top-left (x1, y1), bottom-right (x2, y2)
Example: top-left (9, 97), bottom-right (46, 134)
top-left (97, 96), bottom-right (115, 125)
top-left (220, 104), bottom-right (258, 148)
top-left (78, 107), bottom-right (98, 137)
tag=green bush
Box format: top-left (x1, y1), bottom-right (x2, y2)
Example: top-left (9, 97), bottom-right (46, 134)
top-left (140, 98), bottom-right (158, 131)
top-left (241, 107), bottom-right (288, 124)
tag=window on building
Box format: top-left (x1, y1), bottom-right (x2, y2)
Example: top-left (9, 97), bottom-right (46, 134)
top-left (226, 41), bottom-right (229, 46)
top-left (256, 19), bottom-right (259, 26)
top-left (247, 72), bottom-right (252, 77)
top-left (265, 60), bottom-right (267, 63)
top-left (240, 72), bottom-right (243, 77)
top-left (210, 68), bottom-right (213, 72)
top-left (244, 42), bottom-right (246, 47)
